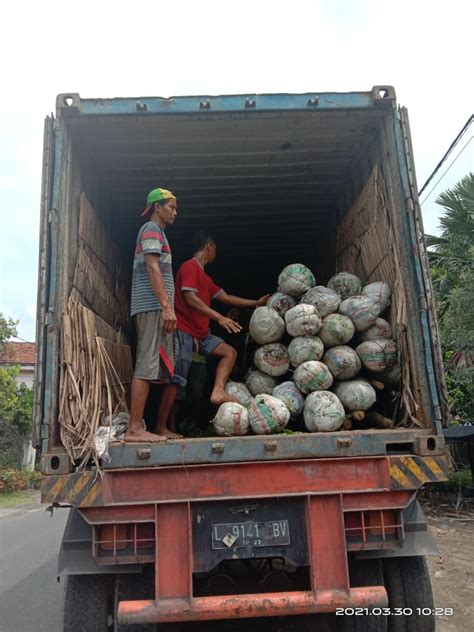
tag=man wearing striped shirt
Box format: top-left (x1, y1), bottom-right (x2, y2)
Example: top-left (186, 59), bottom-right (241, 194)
top-left (125, 188), bottom-right (178, 442)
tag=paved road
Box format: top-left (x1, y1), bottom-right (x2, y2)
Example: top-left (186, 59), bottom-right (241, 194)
top-left (0, 506), bottom-right (69, 632)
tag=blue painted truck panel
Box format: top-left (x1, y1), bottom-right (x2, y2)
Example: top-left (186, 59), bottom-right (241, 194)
top-left (35, 87), bottom-right (447, 464)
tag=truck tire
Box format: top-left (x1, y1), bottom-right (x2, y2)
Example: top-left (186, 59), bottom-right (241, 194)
top-left (383, 556), bottom-right (435, 632)
top-left (63, 574), bottom-right (111, 632)
top-left (114, 571), bottom-right (181, 632)
top-left (344, 558), bottom-right (387, 632)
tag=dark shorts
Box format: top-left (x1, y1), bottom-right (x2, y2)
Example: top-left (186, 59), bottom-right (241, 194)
top-left (173, 330), bottom-right (224, 387)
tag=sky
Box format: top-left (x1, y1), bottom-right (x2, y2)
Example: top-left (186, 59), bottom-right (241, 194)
top-left (0, 0), bottom-right (472, 341)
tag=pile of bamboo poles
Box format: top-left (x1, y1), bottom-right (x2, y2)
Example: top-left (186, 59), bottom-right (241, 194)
top-left (59, 299), bottom-right (132, 468)
top-left (335, 166), bottom-right (421, 427)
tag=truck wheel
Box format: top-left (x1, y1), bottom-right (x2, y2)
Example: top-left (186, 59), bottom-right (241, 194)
top-left (383, 556), bottom-right (434, 632)
top-left (114, 571), bottom-right (180, 632)
top-left (63, 574), bottom-right (111, 632)
top-left (344, 559), bottom-right (387, 632)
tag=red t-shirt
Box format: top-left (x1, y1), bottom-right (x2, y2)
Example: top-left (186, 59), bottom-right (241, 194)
top-left (175, 259), bottom-right (223, 338)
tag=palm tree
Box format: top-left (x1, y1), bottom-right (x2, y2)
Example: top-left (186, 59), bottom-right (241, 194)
top-left (426, 174), bottom-right (474, 384)
top-left (426, 172), bottom-right (474, 278)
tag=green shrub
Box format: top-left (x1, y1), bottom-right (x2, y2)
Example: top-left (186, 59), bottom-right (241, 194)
top-left (432, 467), bottom-right (472, 492)
top-left (0, 468), bottom-right (43, 494)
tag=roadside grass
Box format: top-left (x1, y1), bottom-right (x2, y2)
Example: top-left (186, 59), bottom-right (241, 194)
top-left (0, 489), bottom-right (40, 509)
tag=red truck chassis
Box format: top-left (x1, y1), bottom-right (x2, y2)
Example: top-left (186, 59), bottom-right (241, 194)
top-left (42, 454), bottom-right (446, 625)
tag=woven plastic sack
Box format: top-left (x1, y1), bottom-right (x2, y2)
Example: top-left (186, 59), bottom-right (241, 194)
top-left (356, 339), bottom-right (398, 372)
top-left (224, 381), bottom-right (253, 408)
top-left (333, 379), bottom-right (376, 411)
top-left (362, 281), bottom-right (391, 313)
top-left (249, 394), bottom-right (290, 434)
top-left (293, 360), bottom-right (333, 394)
top-left (359, 317), bottom-right (392, 342)
top-left (378, 364), bottom-right (402, 386)
top-left (249, 306), bottom-right (285, 344)
top-left (272, 381), bottom-right (305, 417)
top-left (213, 402), bottom-right (250, 436)
top-left (254, 343), bottom-right (290, 377)
top-left (288, 336), bottom-right (324, 368)
top-left (327, 272), bottom-right (362, 300)
top-left (304, 391), bottom-right (345, 432)
top-left (245, 369), bottom-right (277, 396)
top-left (285, 304), bottom-right (322, 337)
top-left (300, 285), bottom-right (340, 317)
top-left (339, 295), bottom-right (380, 332)
top-left (266, 292), bottom-right (296, 317)
top-left (278, 263), bottom-right (316, 297)
top-left (323, 345), bottom-right (361, 380)
top-left (318, 313), bottom-right (355, 347)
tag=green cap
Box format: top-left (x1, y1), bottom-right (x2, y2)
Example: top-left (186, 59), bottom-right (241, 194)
top-left (142, 187), bottom-right (176, 216)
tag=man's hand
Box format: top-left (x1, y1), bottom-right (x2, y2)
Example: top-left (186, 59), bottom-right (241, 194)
top-left (256, 294), bottom-right (271, 307)
top-left (162, 305), bottom-right (177, 333)
top-left (217, 316), bottom-right (242, 334)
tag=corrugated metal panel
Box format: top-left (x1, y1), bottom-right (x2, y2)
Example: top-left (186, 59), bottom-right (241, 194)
top-left (69, 109), bottom-right (384, 292)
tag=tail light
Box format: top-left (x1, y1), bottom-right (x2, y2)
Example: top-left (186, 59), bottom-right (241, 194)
top-left (344, 509), bottom-right (403, 550)
top-left (94, 522), bottom-right (155, 564)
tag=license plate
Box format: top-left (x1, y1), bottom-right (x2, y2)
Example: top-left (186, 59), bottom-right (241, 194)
top-left (212, 520), bottom-right (290, 549)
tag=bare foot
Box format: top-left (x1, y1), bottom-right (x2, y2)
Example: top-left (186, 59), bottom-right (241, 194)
top-left (156, 428), bottom-right (183, 439)
top-left (124, 428), bottom-right (167, 443)
top-left (210, 388), bottom-right (240, 406)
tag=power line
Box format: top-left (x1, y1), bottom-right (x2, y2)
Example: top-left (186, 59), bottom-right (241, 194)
top-left (420, 135), bottom-right (473, 206)
top-left (418, 114), bottom-right (473, 197)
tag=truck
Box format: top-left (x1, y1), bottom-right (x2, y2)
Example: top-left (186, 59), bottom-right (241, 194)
top-left (35, 86), bottom-right (449, 631)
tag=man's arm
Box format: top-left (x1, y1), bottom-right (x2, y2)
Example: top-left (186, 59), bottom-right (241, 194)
top-left (183, 291), bottom-right (242, 334)
top-left (217, 291), bottom-right (270, 308)
top-left (145, 253), bottom-right (177, 333)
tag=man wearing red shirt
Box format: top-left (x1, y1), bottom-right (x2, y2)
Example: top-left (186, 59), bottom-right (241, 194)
top-left (155, 233), bottom-right (269, 436)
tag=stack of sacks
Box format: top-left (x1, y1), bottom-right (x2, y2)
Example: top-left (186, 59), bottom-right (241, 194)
top-left (215, 264), bottom-right (399, 435)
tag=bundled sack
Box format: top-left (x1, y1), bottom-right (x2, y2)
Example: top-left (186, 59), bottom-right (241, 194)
top-left (245, 369), bottom-right (277, 396)
top-left (318, 313), bottom-right (355, 347)
top-left (339, 295), bottom-right (380, 332)
top-left (272, 381), bottom-right (305, 417)
top-left (359, 317), bottom-right (392, 342)
top-left (249, 394), bottom-right (290, 434)
top-left (288, 336), bottom-right (324, 368)
top-left (293, 360), bottom-right (333, 394)
top-left (254, 343), bottom-right (290, 377)
top-left (323, 345), bottom-right (361, 380)
top-left (285, 304), bottom-right (322, 337)
top-left (278, 263), bottom-right (316, 297)
top-left (304, 391), bottom-right (345, 432)
top-left (362, 282), bottom-right (391, 313)
top-left (249, 306), bottom-right (285, 344)
top-left (356, 339), bottom-right (398, 372)
top-left (327, 272), bottom-right (362, 300)
top-left (333, 379), bottom-right (376, 412)
top-left (213, 402), bottom-right (250, 436)
top-left (224, 381), bottom-right (253, 408)
top-left (300, 286), bottom-right (340, 317)
top-left (377, 364), bottom-right (402, 386)
top-left (266, 292), bottom-right (296, 317)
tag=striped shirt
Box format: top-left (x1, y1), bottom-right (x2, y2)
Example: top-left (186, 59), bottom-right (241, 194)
top-left (130, 221), bottom-right (174, 316)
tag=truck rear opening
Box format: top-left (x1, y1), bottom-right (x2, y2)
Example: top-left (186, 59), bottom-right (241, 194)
top-left (37, 88), bottom-right (446, 466)
top-left (35, 88), bottom-right (448, 630)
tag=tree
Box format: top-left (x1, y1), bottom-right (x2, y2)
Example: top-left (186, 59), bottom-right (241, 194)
top-left (427, 174), bottom-right (474, 421)
top-left (0, 314), bottom-right (18, 347)
top-left (0, 313), bottom-right (33, 436)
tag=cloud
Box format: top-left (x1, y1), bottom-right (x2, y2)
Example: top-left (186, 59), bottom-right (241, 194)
top-left (1, 0), bottom-right (472, 340)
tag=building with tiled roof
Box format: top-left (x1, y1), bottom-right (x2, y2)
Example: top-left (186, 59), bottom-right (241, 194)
top-left (0, 341), bottom-right (36, 387)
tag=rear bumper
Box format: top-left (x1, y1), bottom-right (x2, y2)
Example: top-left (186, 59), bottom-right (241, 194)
top-left (118, 588), bottom-right (388, 624)
top-left (46, 455), bottom-right (446, 623)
